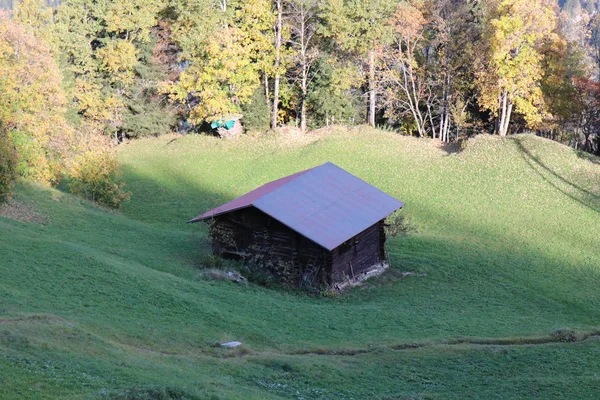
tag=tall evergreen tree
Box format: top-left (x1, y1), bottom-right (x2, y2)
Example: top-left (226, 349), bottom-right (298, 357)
top-left (320, 0), bottom-right (397, 127)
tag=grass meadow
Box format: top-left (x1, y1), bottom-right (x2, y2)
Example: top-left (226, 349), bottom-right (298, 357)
top-left (1, 126), bottom-right (600, 399)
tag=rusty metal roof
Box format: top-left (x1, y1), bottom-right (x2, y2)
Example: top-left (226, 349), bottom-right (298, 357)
top-left (188, 162), bottom-right (404, 251)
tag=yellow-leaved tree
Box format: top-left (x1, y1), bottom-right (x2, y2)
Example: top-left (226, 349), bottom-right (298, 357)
top-left (476, 0), bottom-right (559, 136)
top-left (0, 13), bottom-right (68, 184)
top-left (167, 0), bottom-right (275, 126)
top-left (4, 5), bottom-right (131, 208)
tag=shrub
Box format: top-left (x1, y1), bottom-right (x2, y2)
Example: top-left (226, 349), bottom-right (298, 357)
top-left (552, 328), bottom-right (579, 343)
top-left (68, 134), bottom-right (129, 208)
top-left (68, 147), bottom-right (130, 208)
top-left (0, 133), bottom-right (17, 203)
top-left (384, 211), bottom-right (417, 238)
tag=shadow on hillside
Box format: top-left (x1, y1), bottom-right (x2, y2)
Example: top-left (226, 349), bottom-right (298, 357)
top-left (120, 164), bottom-right (236, 225)
top-left (576, 150), bottom-right (600, 166)
top-left (514, 138), bottom-right (600, 214)
top-left (118, 163), bottom-right (242, 266)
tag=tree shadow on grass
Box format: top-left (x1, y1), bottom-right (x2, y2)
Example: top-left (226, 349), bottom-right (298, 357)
top-left (115, 162), bottom-right (246, 271)
top-left (119, 164), bottom-right (236, 227)
top-left (576, 149), bottom-right (600, 166)
top-left (439, 141), bottom-right (463, 156)
top-left (514, 138), bottom-right (600, 214)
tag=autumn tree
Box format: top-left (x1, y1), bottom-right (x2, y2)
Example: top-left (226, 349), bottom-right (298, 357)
top-left (0, 13), bottom-right (69, 184)
top-left (476, 0), bottom-right (559, 137)
top-left (53, 0), bottom-right (163, 140)
top-left (168, 0), bottom-right (275, 126)
top-left (239, 0), bottom-right (277, 124)
top-left (538, 27), bottom-right (588, 136)
top-left (9, 4), bottom-right (131, 207)
top-left (379, 0), bottom-right (433, 137)
top-left (13, 0), bottom-right (54, 37)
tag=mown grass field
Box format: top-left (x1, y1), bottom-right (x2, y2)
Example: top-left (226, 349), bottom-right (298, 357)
top-left (1, 126), bottom-right (600, 399)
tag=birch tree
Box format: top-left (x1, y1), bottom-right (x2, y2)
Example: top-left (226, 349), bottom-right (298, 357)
top-left (380, 0), bottom-right (432, 137)
top-left (476, 0), bottom-right (558, 137)
top-left (287, 0), bottom-right (319, 132)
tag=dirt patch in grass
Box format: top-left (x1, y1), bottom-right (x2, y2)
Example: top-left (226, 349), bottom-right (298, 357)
top-left (0, 199), bottom-right (50, 225)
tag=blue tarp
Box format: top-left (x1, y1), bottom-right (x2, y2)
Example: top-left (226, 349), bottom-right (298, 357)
top-left (211, 119), bottom-right (236, 130)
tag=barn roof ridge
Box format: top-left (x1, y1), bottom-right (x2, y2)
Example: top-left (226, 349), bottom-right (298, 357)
top-left (188, 162), bottom-right (404, 250)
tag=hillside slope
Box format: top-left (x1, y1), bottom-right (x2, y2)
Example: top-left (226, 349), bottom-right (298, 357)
top-left (1, 127), bottom-right (600, 399)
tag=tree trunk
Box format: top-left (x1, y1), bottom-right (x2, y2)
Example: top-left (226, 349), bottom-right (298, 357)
top-left (444, 110), bottom-right (450, 143)
top-left (501, 100), bottom-right (513, 137)
top-left (368, 50), bottom-right (376, 127)
top-left (440, 75), bottom-right (452, 142)
top-left (300, 91), bottom-right (307, 133)
top-left (299, 4), bottom-right (308, 133)
top-left (427, 104), bottom-right (436, 139)
top-left (264, 72), bottom-right (270, 107)
top-left (271, 0), bottom-right (283, 129)
top-left (498, 89), bottom-right (508, 137)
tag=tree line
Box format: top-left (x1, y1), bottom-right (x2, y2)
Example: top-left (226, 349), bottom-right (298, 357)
top-left (1, 0), bottom-right (600, 204)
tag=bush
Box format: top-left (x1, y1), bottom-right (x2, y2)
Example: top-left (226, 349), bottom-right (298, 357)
top-left (66, 131), bottom-right (130, 208)
top-left (0, 133), bottom-right (18, 203)
top-left (552, 328), bottom-right (579, 343)
top-left (384, 211), bottom-right (417, 238)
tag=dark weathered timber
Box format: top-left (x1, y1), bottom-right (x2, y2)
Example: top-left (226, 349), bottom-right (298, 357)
top-left (331, 220), bottom-right (386, 284)
top-left (207, 207), bottom-right (387, 289)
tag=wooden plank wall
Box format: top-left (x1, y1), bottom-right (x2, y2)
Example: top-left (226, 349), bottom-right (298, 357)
top-left (210, 209), bottom-right (386, 288)
top-left (330, 221), bottom-right (384, 283)
top-left (210, 208), bottom-right (330, 288)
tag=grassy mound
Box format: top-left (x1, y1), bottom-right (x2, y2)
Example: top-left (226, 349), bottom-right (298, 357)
top-left (2, 127), bottom-right (600, 399)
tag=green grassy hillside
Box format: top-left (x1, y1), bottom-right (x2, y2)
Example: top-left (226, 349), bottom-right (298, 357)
top-left (2, 127), bottom-right (600, 399)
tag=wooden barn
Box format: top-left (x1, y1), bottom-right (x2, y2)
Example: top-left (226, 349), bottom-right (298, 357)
top-left (187, 162), bottom-right (404, 289)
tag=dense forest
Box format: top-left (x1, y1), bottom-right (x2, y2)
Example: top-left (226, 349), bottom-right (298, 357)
top-left (1, 0), bottom-right (600, 206)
